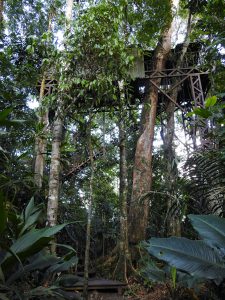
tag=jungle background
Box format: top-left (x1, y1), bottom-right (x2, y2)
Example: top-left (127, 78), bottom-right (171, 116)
top-left (0, 0), bottom-right (225, 299)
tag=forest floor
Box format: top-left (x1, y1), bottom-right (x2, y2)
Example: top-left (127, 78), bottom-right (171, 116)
top-left (69, 282), bottom-right (223, 300)
top-left (87, 284), bottom-right (168, 300)
top-left (88, 282), bottom-right (215, 299)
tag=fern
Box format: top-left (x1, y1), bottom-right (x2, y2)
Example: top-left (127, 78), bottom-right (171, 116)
top-left (184, 151), bottom-right (225, 215)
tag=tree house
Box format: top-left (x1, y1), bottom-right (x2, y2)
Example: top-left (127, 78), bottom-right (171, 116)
top-left (130, 42), bottom-right (209, 109)
top-left (37, 42), bottom-right (210, 146)
top-left (38, 43), bottom-right (209, 109)
top-left (130, 42), bottom-right (210, 148)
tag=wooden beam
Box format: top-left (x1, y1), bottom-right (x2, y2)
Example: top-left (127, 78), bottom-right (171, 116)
top-left (149, 79), bottom-right (185, 112)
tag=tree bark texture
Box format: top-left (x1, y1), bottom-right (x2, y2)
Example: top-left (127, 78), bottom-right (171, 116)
top-left (163, 11), bottom-right (192, 236)
top-left (34, 14), bottom-right (53, 190)
top-left (129, 23), bottom-right (172, 245)
top-left (113, 81), bottom-right (129, 281)
top-left (65, 0), bottom-right (73, 21)
top-left (46, 0), bottom-right (74, 234)
top-left (163, 91), bottom-right (180, 236)
top-left (118, 113), bottom-right (129, 281)
top-left (47, 110), bottom-right (63, 228)
top-left (34, 77), bottom-right (48, 189)
top-left (83, 118), bottom-right (94, 300)
top-left (0, 0), bottom-right (3, 23)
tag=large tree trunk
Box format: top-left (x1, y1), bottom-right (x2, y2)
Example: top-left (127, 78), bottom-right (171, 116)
top-left (128, 19), bottom-right (173, 246)
top-left (163, 11), bottom-right (192, 236)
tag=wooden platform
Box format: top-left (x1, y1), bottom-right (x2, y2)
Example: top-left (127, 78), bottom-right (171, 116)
top-left (63, 278), bottom-right (127, 295)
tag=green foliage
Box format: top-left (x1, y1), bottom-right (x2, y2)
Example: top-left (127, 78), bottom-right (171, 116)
top-left (205, 96), bottom-right (217, 108)
top-left (1, 1), bottom-right (224, 296)
top-left (55, 1), bottom-right (134, 111)
top-left (142, 261), bottom-right (203, 298)
top-left (185, 101), bottom-right (224, 219)
top-left (0, 196), bottom-right (78, 300)
top-left (189, 214), bottom-right (225, 254)
top-left (190, 0), bottom-right (225, 95)
top-left (183, 0), bottom-right (207, 14)
top-left (184, 151), bottom-right (225, 216)
top-left (189, 96), bottom-right (225, 149)
top-left (125, 0), bottom-right (173, 47)
top-left (144, 214), bottom-right (225, 285)
top-left (171, 266), bottom-right (177, 289)
top-left (0, 192), bottom-right (7, 234)
top-left (0, 108), bottom-right (25, 131)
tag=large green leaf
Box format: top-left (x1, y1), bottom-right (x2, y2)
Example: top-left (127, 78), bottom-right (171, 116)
top-left (205, 96), bottom-right (217, 108)
top-left (141, 264), bottom-right (167, 283)
top-left (0, 108), bottom-right (24, 127)
top-left (23, 197), bottom-right (35, 221)
top-left (0, 242), bottom-right (23, 270)
top-left (11, 225), bottom-right (66, 253)
top-left (18, 198), bottom-right (44, 236)
top-left (0, 293), bottom-right (10, 300)
top-left (56, 274), bottom-right (84, 287)
top-left (146, 237), bottom-right (225, 282)
top-left (19, 210), bottom-right (42, 236)
top-left (189, 214), bottom-right (225, 254)
top-left (193, 108), bottom-right (212, 118)
top-left (1, 224), bottom-right (66, 270)
top-left (142, 262), bottom-right (203, 289)
top-left (47, 256), bottom-right (78, 273)
top-left (6, 251), bottom-right (60, 284)
top-left (55, 243), bottom-right (76, 256)
top-left (0, 109), bottom-right (13, 120)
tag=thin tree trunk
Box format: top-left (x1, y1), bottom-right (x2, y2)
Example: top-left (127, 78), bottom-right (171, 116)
top-left (118, 112), bottom-right (129, 282)
top-left (113, 81), bottom-right (129, 281)
top-left (83, 116), bottom-right (94, 300)
top-left (102, 112), bottom-right (106, 158)
top-left (0, 0), bottom-right (3, 24)
top-left (128, 25), bottom-right (172, 245)
top-left (46, 1), bottom-right (74, 253)
top-left (34, 77), bottom-right (48, 190)
top-left (34, 14), bottom-right (53, 190)
top-left (47, 105), bottom-right (63, 228)
top-left (163, 91), bottom-right (180, 236)
top-left (66, 0), bottom-right (73, 21)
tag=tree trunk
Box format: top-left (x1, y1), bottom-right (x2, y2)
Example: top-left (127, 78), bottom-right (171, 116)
top-left (66, 0), bottom-right (73, 21)
top-left (34, 77), bottom-right (48, 190)
top-left (46, 1), bottom-right (74, 253)
top-left (113, 81), bottom-right (129, 281)
top-left (34, 15), bottom-right (53, 190)
top-left (83, 116), bottom-right (94, 300)
top-left (128, 19), bottom-right (173, 245)
top-left (163, 91), bottom-right (180, 236)
top-left (47, 107), bottom-right (63, 229)
top-left (163, 11), bottom-right (192, 236)
top-left (0, 0), bottom-right (3, 24)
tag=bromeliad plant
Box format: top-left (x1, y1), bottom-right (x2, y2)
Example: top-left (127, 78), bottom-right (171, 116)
top-left (0, 195), bottom-right (79, 300)
top-left (143, 214), bottom-right (225, 289)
